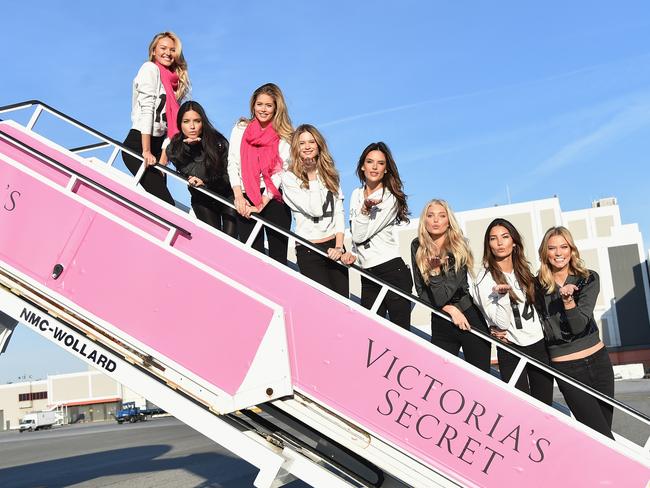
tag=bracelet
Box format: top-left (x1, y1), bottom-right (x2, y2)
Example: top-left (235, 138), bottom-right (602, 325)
top-left (335, 247), bottom-right (345, 252)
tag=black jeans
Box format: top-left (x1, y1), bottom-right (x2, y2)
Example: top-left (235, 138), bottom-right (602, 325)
top-left (296, 237), bottom-right (349, 298)
top-left (431, 303), bottom-right (491, 373)
top-left (122, 129), bottom-right (175, 206)
top-left (238, 193), bottom-right (291, 265)
top-left (497, 339), bottom-right (554, 405)
top-left (360, 257), bottom-right (413, 331)
top-left (190, 188), bottom-right (237, 238)
top-left (552, 346), bottom-right (615, 439)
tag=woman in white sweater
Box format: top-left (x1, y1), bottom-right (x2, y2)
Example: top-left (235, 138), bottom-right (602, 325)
top-left (343, 142), bottom-right (412, 329)
top-left (474, 218), bottom-right (553, 404)
top-left (281, 125), bottom-right (351, 296)
top-left (228, 83), bottom-right (293, 264)
top-left (122, 31), bottom-right (190, 205)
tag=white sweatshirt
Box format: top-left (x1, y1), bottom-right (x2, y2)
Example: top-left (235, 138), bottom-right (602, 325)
top-left (281, 171), bottom-right (344, 241)
top-left (474, 267), bottom-right (544, 346)
top-left (227, 122), bottom-right (290, 192)
top-left (349, 187), bottom-right (400, 268)
top-left (130, 62), bottom-right (169, 137)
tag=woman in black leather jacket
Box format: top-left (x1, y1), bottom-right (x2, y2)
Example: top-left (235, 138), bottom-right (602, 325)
top-left (537, 226), bottom-right (614, 438)
top-left (166, 101), bottom-right (237, 237)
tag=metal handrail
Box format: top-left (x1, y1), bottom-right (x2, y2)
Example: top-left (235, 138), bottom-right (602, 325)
top-left (2, 99), bottom-right (649, 444)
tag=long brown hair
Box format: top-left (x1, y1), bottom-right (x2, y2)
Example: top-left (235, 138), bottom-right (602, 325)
top-left (148, 31), bottom-right (190, 100)
top-left (482, 218), bottom-right (535, 304)
top-left (538, 226), bottom-right (589, 293)
top-left (241, 83), bottom-right (293, 141)
top-left (415, 199), bottom-right (472, 281)
top-left (289, 124), bottom-right (340, 194)
top-left (355, 142), bottom-right (409, 224)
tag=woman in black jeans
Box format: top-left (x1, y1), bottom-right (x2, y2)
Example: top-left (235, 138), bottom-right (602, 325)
top-left (165, 101), bottom-right (237, 237)
top-left (537, 226), bottom-right (614, 438)
top-left (281, 124), bottom-right (352, 296)
top-left (227, 83), bottom-right (293, 264)
top-left (343, 142), bottom-right (412, 330)
top-left (122, 31), bottom-right (190, 205)
top-left (411, 199), bottom-right (491, 372)
top-left (474, 218), bottom-right (553, 403)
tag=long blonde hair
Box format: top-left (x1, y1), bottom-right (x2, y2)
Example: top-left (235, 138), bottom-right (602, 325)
top-left (240, 83), bottom-right (293, 141)
top-left (148, 31), bottom-right (190, 100)
top-left (537, 226), bottom-right (589, 293)
top-left (416, 199), bottom-right (473, 282)
top-left (289, 124), bottom-right (340, 194)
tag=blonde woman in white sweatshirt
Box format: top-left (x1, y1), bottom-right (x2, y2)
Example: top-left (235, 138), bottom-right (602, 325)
top-left (281, 125), bottom-right (351, 297)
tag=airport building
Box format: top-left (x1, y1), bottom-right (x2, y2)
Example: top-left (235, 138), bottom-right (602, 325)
top-left (0, 369), bottom-right (147, 431)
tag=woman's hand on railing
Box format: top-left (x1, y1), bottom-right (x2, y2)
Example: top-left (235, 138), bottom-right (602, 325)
top-left (442, 305), bottom-right (471, 331)
top-left (327, 247), bottom-right (344, 262)
top-left (490, 326), bottom-right (509, 343)
top-left (142, 150), bottom-right (157, 167)
top-left (234, 194), bottom-right (248, 216)
top-left (188, 176), bottom-right (204, 187)
top-left (340, 252), bottom-right (356, 265)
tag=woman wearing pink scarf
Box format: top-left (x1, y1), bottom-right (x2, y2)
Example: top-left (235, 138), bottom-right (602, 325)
top-left (122, 31), bottom-right (190, 205)
top-left (228, 83), bottom-right (294, 264)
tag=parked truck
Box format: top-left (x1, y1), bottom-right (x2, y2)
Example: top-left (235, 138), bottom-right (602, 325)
top-left (19, 411), bottom-right (58, 432)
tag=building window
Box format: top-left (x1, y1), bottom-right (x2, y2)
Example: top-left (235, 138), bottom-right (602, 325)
top-left (18, 391), bottom-right (48, 401)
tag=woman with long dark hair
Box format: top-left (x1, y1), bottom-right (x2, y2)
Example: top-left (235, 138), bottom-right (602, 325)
top-left (411, 199), bottom-right (491, 372)
top-left (537, 226), bottom-right (614, 438)
top-left (475, 218), bottom-right (553, 403)
top-left (165, 101), bottom-right (236, 236)
top-left (344, 142), bottom-right (412, 329)
top-left (122, 31), bottom-right (190, 205)
top-left (281, 124), bottom-right (351, 296)
top-left (228, 83), bottom-right (293, 264)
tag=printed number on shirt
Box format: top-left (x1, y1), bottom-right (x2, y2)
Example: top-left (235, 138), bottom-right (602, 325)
top-left (511, 300), bottom-right (535, 330)
top-left (155, 94), bottom-right (167, 124)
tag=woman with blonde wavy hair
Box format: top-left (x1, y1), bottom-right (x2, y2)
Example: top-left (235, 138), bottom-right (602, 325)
top-left (281, 124), bottom-right (351, 296)
top-left (228, 83), bottom-right (294, 264)
top-left (122, 31), bottom-right (190, 205)
top-left (537, 226), bottom-right (614, 438)
top-left (410, 199), bottom-right (491, 372)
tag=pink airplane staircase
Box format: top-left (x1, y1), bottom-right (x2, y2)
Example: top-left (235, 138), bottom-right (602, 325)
top-left (0, 101), bottom-right (648, 487)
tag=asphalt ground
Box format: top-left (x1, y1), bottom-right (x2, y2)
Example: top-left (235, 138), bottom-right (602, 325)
top-left (0, 416), bottom-right (309, 488)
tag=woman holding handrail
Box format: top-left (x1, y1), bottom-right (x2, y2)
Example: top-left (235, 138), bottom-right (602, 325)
top-left (281, 124), bottom-right (351, 296)
top-left (411, 200), bottom-right (491, 372)
top-left (344, 142), bottom-right (412, 330)
top-left (537, 226), bottom-right (614, 438)
top-left (228, 83), bottom-right (293, 264)
top-left (475, 218), bottom-right (553, 403)
top-left (122, 31), bottom-right (190, 205)
top-left (165, 101), bottom-right (237, 237)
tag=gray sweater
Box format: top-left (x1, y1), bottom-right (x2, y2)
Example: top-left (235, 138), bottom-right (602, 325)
top-left (536, 270), bottom-right (601, 358)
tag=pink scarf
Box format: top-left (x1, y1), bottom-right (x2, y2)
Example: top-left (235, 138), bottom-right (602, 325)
top-left (241, 119), bottom-right (283, 206)
top-left (155, 61), bottom-right (180, 139)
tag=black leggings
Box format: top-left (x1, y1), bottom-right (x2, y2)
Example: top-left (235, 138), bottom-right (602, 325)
top-left (296, 238), bottom-right (349, 297)
top-left (238, 193), bottom-right (291, 265)
top-left (190, 188), bottom-right (237, 238)
top-left (552, 346), bottom-right (615, 439)
top-left (431, 303), bottom-right (491, 373)
top-left (122, 129), bottom-right (175, 206)
top-left (497, 339), bottom-right (554, 405)
top-left (360, 257), bottom-right (413, 331)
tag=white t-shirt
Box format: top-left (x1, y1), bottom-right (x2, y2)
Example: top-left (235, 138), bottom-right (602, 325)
top-left (474, 267), bottom-right (544, 346)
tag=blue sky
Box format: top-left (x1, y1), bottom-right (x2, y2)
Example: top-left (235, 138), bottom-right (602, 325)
top-left (1, 1), bottom-right (650, 382)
